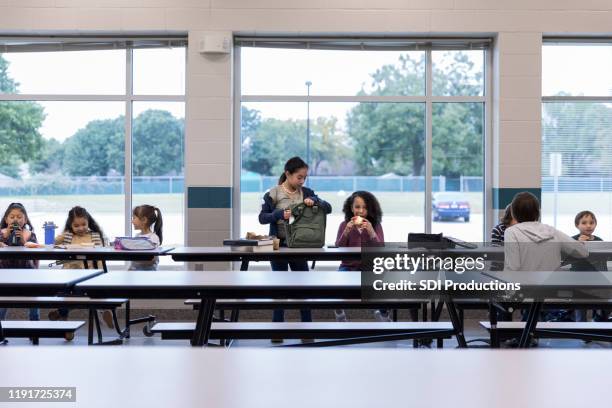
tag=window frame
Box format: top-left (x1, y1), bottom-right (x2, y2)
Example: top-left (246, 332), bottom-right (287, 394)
top-left (0, 39), bottom-right (187, 239)
top-left (541, 39), bottom-right (612, 234)
top-left (233, 38), bottom-right (492, 241)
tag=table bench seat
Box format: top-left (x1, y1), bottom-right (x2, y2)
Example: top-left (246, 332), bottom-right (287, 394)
top-left (480, 321), bottom-right (612, 342)
top-left (151, 321), bottom-right (454, 347)
top-left (0, 320), bottom-right (85, 345)
top-left (0, 296), bottom-right (127, 308)
top-left (185, 298), bottom-right (426, 309)
top-left (0, 296), bottom-right (131, 345)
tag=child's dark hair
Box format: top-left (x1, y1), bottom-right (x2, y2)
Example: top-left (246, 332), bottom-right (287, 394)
top-left (133, 205), bottom-right (163, 244)
top-left (510, 192), bottom-right (540, 223)
top-left (575, 210), bottom-right (597, 226)
top-left (500, 204), bottom-right (514, 226)
top-left (278, 156), bottom-right (308, 184)
top-left (342, 191), bottom-right (383, 226)
top-left (64, 206), bottom-right (104, 236)
top-left (1, 202), bottom-right (34, 231)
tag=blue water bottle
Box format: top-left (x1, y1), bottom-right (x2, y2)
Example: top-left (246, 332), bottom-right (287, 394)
top-left (43, 221), bottom-right (57, 245)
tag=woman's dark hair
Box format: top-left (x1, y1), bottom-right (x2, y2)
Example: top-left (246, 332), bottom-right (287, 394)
top-left (575, 210), bottom-right (597, 226)
top-left (133, 205), bottom-right (163, 244)
top-left (278, 156), bottom-right (309, 184)
top-left (64, 206), bottom-right (104, 236)
top-left (500, 204), bottom-right (514, 226)
top-left (1, 202), bottom-right (34, 231)
top-left (342, 191), bottom-right (383, 226)
top-left (510, 192), bottom-right (540, 223)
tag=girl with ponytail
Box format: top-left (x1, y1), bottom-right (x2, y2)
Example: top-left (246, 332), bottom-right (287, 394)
top-left (130, 204), bottom-right (163, 270)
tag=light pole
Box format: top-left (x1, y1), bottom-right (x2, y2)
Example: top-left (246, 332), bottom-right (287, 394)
top-left (305, 80), bottom-right (312, 167)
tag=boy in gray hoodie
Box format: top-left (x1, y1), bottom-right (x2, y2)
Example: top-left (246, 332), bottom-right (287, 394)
top-left (504, 192), bottom-right (588, 272)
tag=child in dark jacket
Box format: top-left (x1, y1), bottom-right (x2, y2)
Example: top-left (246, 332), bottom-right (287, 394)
top-left (570, 210), bottom-right (607, 322)
top-left (0, 203), bottom-right (39, 321)
top-left (258, 157), bottom-right (332, 335)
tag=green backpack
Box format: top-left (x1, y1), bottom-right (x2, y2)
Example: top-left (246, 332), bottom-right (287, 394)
top-left (286, 203), bottom-right (327, 248)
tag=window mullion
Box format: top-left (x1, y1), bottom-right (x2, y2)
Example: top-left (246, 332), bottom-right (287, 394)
top-left (425, 48), bottom-right (433, 234)
top-left (124, 48), bottom-right (134, 238)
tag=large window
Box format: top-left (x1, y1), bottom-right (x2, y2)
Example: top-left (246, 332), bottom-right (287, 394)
top-left (0, 38), bottom-right (186, 262)
top-left (236, 39), bottom-right (489, 245)
top-left (542, 41), bottom-right (612, 239)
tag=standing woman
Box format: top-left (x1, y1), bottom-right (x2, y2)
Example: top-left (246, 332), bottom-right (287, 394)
top-left (258, 157), bottom-right (332, 333)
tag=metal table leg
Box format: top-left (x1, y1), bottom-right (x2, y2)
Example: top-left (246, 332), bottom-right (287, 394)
top-left (444, 296), bottom-right (467, 348)
top-left (125, 300), bottom-right (131, 338)
top-left (93, 310), bottom-right (103, 344)
top-left (88, 308), bottom-right (94, 345)
top-left (519, 301), bottom-right (542, 348)
top-left (192, 298), bottom-right (216, 347)
top-left (0, 320), bottom-right (6, 345)
top-left (489, 301), bottom-right (499, 348)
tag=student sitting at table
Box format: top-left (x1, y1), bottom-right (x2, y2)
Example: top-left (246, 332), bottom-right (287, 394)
top-left (129, 204), bottom-right (163, 271)
top-left (504, 192), bottom-right (589, 272)
top-left (489, 205), bottom-right (516, 273)
top-left (258, 157), bottom-right (332, 339)
top-left (0, 202), bottom-right (40, 322)
top-left (48, 206), bottom-right (109, 333)
top-left (491, 205), bottom-right (516, 246)
top-left (334, 191), bottom-right (384, 322)
top-left (503, 192), bottom-right (589, 344)
top-left (569, 210), bottom-right (608, 322)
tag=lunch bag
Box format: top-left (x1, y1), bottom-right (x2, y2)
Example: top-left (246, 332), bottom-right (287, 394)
top-left (113, 236), bottom-right (156, 250)
top-left (286, 203), bottom-right (327, 248)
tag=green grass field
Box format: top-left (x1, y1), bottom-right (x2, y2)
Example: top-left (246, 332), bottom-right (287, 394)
top-left (4, 191), bottom-right (609, 216)
top-left (0, 194), bottom-right (184, 214)
top-left (240, 192), bottom-right (484, 215)
top-left (4, 190), bottom-right (612, 243)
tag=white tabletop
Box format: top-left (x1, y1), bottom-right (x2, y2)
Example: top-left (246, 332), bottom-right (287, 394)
top-left (0, 269), bottom-right (103, 288)
top-left (0, 246), bottom-right (172, 259)
top-left (0, 347), bottom-right (608, 408)
top-left (75, 270), bottom-right (363, 299)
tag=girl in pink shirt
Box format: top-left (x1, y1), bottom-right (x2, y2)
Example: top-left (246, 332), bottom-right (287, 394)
top-left (335, 191), bottom-right (385, 322)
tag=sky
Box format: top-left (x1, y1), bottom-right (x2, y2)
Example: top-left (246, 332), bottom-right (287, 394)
top-left (241, 47), bottom-right (483, 131)
top-left (3, 48), bottom-right (185, 142)
top-left (240, 45), bottom-right (612, 132)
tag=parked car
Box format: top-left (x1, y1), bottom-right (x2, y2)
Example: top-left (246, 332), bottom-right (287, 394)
top-left (432, 192), bottom-right (470, 222)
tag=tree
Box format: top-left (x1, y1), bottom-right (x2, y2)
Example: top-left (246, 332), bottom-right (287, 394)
top-left (60, 110), bottom-right (184, 177)
top-left (309, 116), bottom-right (351, 175)
top-left (346, 54), bottom-right (426, 176)
top-left (348, 101), bottom-right (425, 176)
top-left (242, 116), bottom-right (304, 176)
top-left (61, 117), bottom-right (124, 176)
top-left (0, 56), bottom-right (18, 93)
top-left (0, 55), bottom-right (45, 177)
top-left (132, 109), bottom-right (184, 176)
top-left (241, 107), bottom-right (350, 176)
top-left (346, 52), bottom-right (483, 177)
top-left (241, 105), bottom-right (261, 145)
top-left (542, 101), bottom-right (612, 177)
top-left (432, 103), bottom-right (483, 178)
top-left (29, 138), bottom-right (65, 174)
